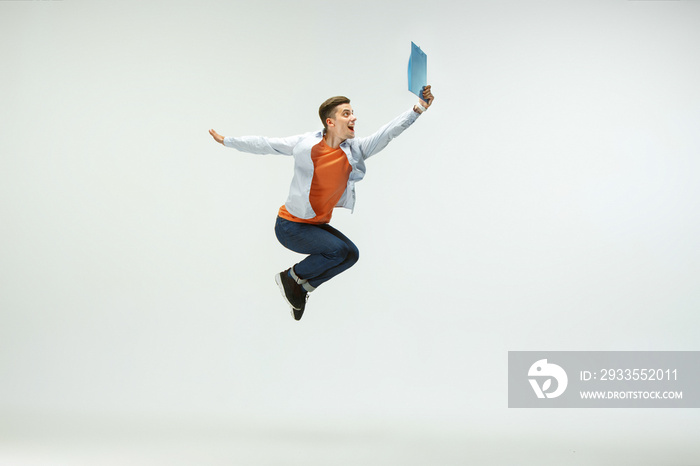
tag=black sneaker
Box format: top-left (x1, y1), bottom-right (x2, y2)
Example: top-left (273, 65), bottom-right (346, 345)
top-left (275, 269), bottom-right (308, 320)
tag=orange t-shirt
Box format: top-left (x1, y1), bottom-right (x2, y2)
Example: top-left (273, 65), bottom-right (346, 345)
top-left (278, 139), bottom-right (352, 224)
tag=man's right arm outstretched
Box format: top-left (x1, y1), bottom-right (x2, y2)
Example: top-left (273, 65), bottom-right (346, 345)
top-left (208, 128), bottom-right (305, 156)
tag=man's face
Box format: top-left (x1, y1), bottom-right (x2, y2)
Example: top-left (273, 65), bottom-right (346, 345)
top-left (327, 104), bottom-right (357, 140)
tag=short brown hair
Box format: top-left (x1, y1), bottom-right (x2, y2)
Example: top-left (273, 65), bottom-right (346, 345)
top-left (319, 96), bottom-right (350, 132)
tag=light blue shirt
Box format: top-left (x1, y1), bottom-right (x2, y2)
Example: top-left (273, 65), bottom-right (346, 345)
top-left (223, 108), bottom-right (421, 220)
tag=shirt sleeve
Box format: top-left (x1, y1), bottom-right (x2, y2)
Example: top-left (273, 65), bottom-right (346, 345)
top-left (354, 109), bottom-right (420, 160)
top-left (222, 134), bottom-right (306, 156)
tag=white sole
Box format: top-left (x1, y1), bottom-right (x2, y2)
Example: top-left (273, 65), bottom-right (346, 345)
top-left (275, 273), bottom-right (298, 318)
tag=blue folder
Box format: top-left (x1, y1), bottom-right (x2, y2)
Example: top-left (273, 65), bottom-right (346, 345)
top-left (408, 42), bottom-right (427, 99)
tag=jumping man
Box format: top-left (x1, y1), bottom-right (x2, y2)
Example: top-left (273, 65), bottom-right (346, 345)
top-left (209, 85), bottom-right (434, 321)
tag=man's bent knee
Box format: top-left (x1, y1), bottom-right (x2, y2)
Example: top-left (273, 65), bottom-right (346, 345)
top-left (347, 244), bottom-right (359, 266)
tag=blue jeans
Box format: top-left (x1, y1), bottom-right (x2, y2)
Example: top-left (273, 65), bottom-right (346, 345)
top-left (274, 216), bottom-right (359, 289)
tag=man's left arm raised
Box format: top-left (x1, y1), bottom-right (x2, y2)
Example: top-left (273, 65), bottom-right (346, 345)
top-left (356, 85), bottom-right (434, 160)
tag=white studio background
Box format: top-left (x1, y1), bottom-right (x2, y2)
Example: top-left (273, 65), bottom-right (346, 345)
top-left (1, 1), bottom-right (699, 465)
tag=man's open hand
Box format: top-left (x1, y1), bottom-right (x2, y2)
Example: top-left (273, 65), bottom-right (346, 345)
top-left (209, 129), bottom-right (224, 145)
